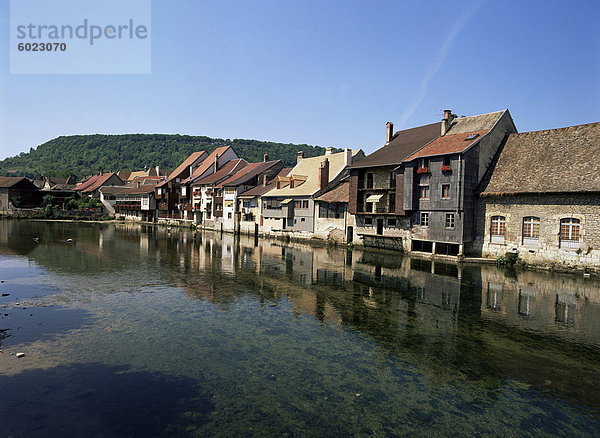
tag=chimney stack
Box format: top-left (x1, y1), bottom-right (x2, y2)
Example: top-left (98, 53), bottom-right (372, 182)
top-left (155, 165), bottom-right (160, 176)
top-left (386, 122), bottom-right (394, 144)
top-left (263, 153), bottom-right (269, 162)
top-left (325, 147), bottom-right (333, 155)
top-left (263, 174), bottom-right (268, 187)
top-left (213, 154), bottom-right (219, 173)
top-left (297, 151), bottom-right (304, 164)
top-left (319, 158), bottom-right (330, 191)
top-left (441, 109), bottom-right (456, 136)
top-left (344, 147), bottom-right (352, 167)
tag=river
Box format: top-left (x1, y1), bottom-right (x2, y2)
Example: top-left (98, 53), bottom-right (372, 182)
top-left (0, 220), bottom-right (599, 437)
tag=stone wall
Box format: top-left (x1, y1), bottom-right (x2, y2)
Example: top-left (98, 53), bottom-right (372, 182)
top-left (475, 193), bottom-right (600, 271)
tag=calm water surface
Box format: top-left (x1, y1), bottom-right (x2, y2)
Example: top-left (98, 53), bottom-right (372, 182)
top-left (0, 220), bottom-right (599, 437)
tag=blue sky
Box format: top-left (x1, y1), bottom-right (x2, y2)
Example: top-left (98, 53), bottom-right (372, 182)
top-left (1, 0), bottom-right (599, 160)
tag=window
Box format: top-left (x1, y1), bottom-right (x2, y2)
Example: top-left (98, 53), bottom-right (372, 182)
top-left (445, 213), bottom-right (455, 229)
top-left (419, 185), bottom-right (430, 199)
top-left (443, 156), bottom-right (451, 167)
top-left (441, 184), bottom-right (451, 199)
top-left (388, 218), bottom-right (397, 227)
top-left (303, 200), bottom-right (309, 209)
top-left (358, 172), bottom-right (365, 189)
top-left (294, 200), bottom-right (302, 208)
top-left (388, 193), bottom-right (395, 213)
top-left (490, 216), bottom-right (505, 243)
top-left (418, 158), bottom-right (429, 169)
top-left (366, 173), bottom-right (374, 189)
top-left (420, 212), bottom-right (429, 227)
top-left (227, 212), bottom-right (232, 219)
top-left (560, 218), bottom-right (580, 249)
top-left (365, 217), bottom-right (373, 226)
top-left (390, 171), bottom-right (396, 188)
top-left (522, 216), bottom-right (540, 245)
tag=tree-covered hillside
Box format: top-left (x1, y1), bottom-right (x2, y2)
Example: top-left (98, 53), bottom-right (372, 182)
top-left (0, 134), bottom-right (339, 179)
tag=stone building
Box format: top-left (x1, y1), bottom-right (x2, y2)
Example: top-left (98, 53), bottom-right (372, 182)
top-left (476, 122), bottom-right (600, 271)
top-left (0, 177), bottom-right (40, 212)
top-left (313, 179), bottom-right (353, 243)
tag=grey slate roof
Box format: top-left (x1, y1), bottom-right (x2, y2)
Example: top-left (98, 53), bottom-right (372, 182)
top-left (480, 122), bottom-right (600, 195)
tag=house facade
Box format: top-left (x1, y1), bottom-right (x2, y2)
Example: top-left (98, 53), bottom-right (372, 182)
top-left (0, 177), bottom-right (40, 213)
top-left (348, 121), bottom-right (441, 250)
top-left (349, 109), bottom-right (517, 255)
top-left (313, 179), bottom-right (354, 243)
top-left (402, 110), bottom-right (517, 255)
top-left (261, 148), bottom-right (363, 236)
top-left (155, 151), bottom-right (209, 219)
top-left (100, 186), bottom-right (157, 222)
top-left (476, 122), bottom-right (600, 271)
top-left (216, 157), bottom-right (284, 232)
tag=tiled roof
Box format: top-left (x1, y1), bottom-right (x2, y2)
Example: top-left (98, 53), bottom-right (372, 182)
top-left (480, 122), bottom-right (600, 195)
top-left (74, 174), bottom-right (102, 191)
top-left (192, 159), bottom-right (248, 186)
top-left (405, 130), bottom-right (489, 160)
top-left (265, 150), bottom-right (362, 197)
top-left (348, 123), bottom-right (441, 169)
top-left (215, 160), bottom-right (283, 188)
top-left (445, 110), bottom-right (505, 135)
top-left (82, 173), bottom-right (123, 193)
top-left (238, 168), bottom-right (292, 197)
top-left (315, 180), bottom-right (350, 203)
top-left (157, 151), bottom-right (207, 187)
top-left (100, 186), bottom-right (156, 195)
top-left (0, 177), bottom-right (34, 188)
top-left (405, 111), bottom-right (506, 161)
top-left (182, 146), bottom-right (233, 184)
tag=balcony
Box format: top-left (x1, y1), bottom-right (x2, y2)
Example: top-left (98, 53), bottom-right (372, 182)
top-left (115, 202), bottom-right (141, 211)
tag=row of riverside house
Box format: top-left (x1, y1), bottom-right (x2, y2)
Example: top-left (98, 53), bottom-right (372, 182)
top-left (74, 108), bottom-right (598, 272)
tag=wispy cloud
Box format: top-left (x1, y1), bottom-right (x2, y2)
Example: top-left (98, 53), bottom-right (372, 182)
top-left (397, 1), bottom-right (484, 127)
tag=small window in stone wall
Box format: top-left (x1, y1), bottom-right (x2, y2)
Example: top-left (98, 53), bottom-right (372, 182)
top-left (445, 213), bottom-right (455, 229)
top-left (420, 212), bottom-right (429, 227)
top-left (388, 218), bottom-right (397, 227)
top-left (365, 217), bottom-right (373, 226)
top-left (490, 216), bottom-right (505, 243)
top-left (560, 218), bottom-right (580, 249)
top-left (522, 216), bottom-right (540, 246)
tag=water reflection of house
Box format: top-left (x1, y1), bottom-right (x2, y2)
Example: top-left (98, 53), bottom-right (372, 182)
top-left (478, 266), bottom-right (600, 346)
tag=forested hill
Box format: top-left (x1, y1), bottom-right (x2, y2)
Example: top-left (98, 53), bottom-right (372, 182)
top-left (0, 134), bottom-right (340, 179)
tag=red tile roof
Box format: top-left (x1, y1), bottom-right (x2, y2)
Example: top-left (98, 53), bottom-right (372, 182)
top-left (182, 146), bottom-right (233, 184)
top-left (81, 173), bottom-right (123, 193)
top-left (193, 159), bottom-right (248, 185)
top-left (215, 160), bottom-right (282, 188)
top-left (405, 129), bottom-right (489, 161)
top-left (238, 168), bottom-right (292, 197)
top-left (74, 174), bottom-right (102, 192)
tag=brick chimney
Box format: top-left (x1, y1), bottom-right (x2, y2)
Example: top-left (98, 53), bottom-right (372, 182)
top-left (386, 122), bottom-right (394, 144)
top-left (319, 158), bottom-right (329, 191)
top-left (297, 151), bottom-right (304, 164)
top-left (263, 153), bottom-right (269, 162)
top-left (213, 154), bottom-right (219, 173)
top-left (325, 147), bottom-right (333, 155)
top-left (263, 174), bottom-right (268, 187)
top-left (441, 109), bottom-right (456, 136)
top-left (344, 147), bottom-right (352, 166)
